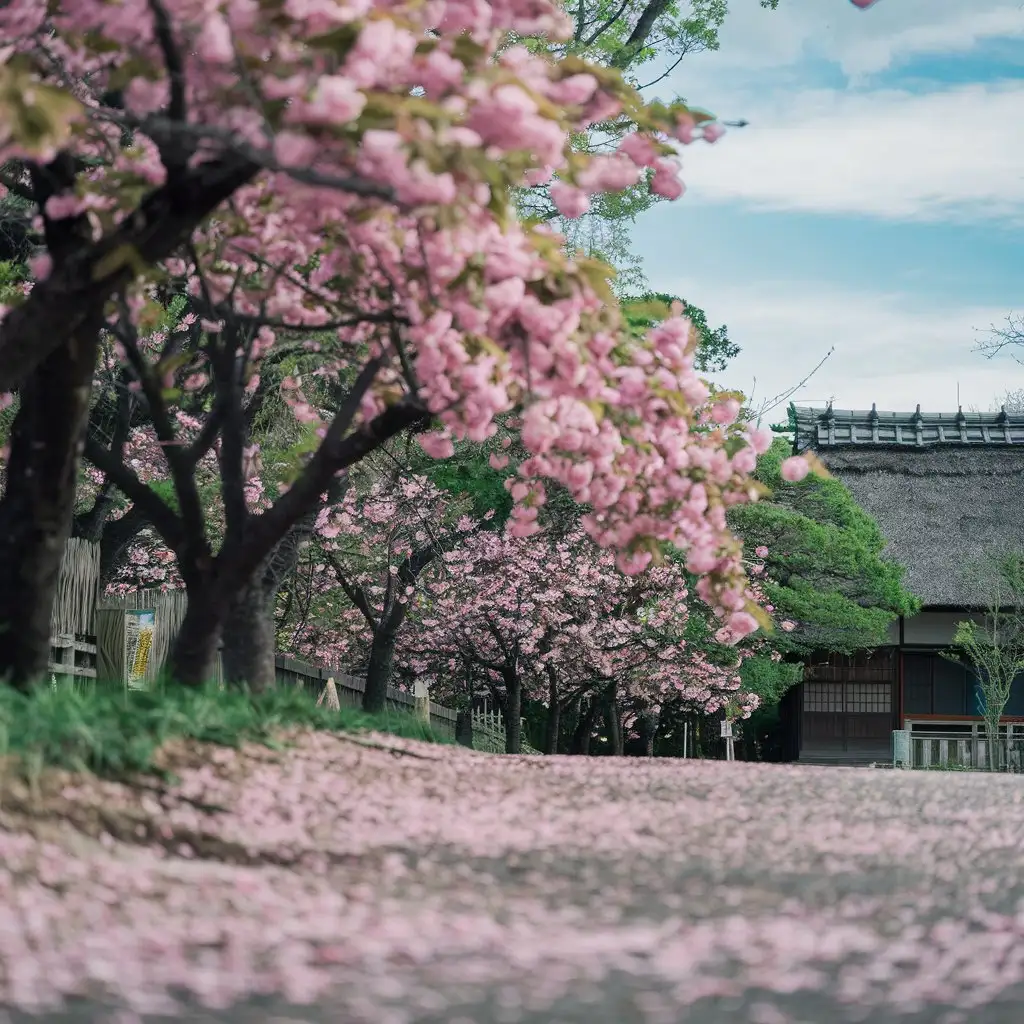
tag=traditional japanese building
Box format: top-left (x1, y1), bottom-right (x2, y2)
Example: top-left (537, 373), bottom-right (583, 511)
top-left (780, 404), bottom-right (1024, 766)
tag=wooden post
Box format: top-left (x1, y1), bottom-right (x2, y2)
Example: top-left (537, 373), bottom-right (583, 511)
top-left (413, 679), bottom-right (431, 724)
top-left (317, 676), bottom-right (341, 711)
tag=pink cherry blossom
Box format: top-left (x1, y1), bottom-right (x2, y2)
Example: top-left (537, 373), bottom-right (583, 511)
top-left (780, 456), bottom-right (811, 483)
top-left (0, 0), bottom-right (818, 646)
top-left (702, 122), bottom-right (727, 144)
top-left (650, 159), bottom-right (685, 199)
top-left (549, 181), bottom-right (591, 218)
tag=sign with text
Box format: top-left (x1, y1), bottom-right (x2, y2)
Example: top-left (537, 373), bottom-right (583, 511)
top-left (125, 609), bottom-right (155, 688)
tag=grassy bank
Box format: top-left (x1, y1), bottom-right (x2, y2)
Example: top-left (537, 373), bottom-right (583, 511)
top-left (0, 678), bottom-right (447, 781)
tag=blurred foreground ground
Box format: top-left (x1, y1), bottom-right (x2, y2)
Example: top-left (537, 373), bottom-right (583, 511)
top-left (2, 732), bottom-right (1024, 1023)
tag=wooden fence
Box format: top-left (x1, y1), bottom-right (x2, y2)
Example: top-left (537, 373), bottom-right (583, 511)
top-left (909, 734), bottom-right (1024, 772)
top-left (95, 588), bottom-right (226, 686)
top-left (471, 705), bottom-right (540, 754)
top-left (48, 538), bottom-right (100, 682)
top-left (274, 654), bottom-right (458, 742)
top-left (47, 542), bottom-right (465, 744)
top-left (896, 725), bottom-right (1024, 772)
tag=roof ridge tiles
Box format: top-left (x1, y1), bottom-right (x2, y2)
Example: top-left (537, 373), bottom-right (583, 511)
top-left (790, 404), bottom-right (1024, 450)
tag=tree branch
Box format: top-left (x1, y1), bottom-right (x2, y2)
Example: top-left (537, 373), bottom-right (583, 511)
top-left (83, 436), bottom-right (186, 551)
top-left (221, 359), bottom-right (429, 587)
top-left (0, 153), bottom-right (260, 391)
top-left (325, 551), bottom-right (378, 629)
top-left (112, 305), bottom-right (208, 550)
top-left (146, 0), bottom-right (188, 182)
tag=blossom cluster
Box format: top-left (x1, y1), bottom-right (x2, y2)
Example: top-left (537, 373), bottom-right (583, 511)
top-left (0, 0), bottom-right (774, 628)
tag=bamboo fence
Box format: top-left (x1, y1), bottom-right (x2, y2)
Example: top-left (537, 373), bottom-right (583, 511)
top-left (50, 537), bottom-right (100, 637)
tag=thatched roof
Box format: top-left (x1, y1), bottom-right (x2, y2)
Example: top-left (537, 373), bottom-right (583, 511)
top-left (791, 405), bottom-right (1024, 608)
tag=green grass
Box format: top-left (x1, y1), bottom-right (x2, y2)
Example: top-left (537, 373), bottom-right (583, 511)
top-left (0, 678), bottom-right (448, 781)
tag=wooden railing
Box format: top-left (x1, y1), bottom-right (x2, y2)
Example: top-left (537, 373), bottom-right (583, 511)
top-left (470, 706), bottom-right (541, 754)
top-left (48, 633), bottom-right (98, 682)
top-left (273, 655), bottom-right (459, 742)
top-left (910, 734), bottom-right (1024, 772)
top-left (896, 723), bottom-right (1024, 772)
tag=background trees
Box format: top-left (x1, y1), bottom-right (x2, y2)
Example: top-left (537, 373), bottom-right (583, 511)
top-left (400, 524), bottom-right (762, 754)
top-left (728, 436), bottom-right (918, 659)
top-left (947, 547), bottom-right (1024, 770)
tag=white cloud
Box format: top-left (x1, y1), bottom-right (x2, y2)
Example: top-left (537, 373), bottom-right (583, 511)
top-left (652, 278), bottom-right (1018, 416)
top-left (662, 0), bottom-right (1024, 83)
top-left (835, 5), bottom-right (1024, 78)
top-left (673, 81), bottom-right (1024, 223)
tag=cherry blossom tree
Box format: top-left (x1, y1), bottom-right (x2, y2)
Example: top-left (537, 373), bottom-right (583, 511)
top-left (401, 524), bottom-right (766, 754)
top-left (0, 0), bottom-right (782, 690)
top-left (292, 461), bottom-right (485, 713)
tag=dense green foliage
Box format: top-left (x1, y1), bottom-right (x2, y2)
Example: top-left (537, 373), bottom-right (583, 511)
top-left (729, 438), bottom-right (919, 657)
top-left (622, 292), bottom-right (739, 373)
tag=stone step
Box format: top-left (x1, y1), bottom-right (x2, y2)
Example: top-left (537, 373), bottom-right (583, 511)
top-left (798, 752), bottom-right (888, 768)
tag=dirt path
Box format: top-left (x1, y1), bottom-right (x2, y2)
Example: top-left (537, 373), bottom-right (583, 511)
top-left (2, 733), bottom-right (1024, 1022)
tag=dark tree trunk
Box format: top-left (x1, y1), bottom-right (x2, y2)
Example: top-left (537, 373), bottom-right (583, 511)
top-left (638, 709), bottom-right (660, 757)
top-left (605, 689), bottom-right (624, 756)
top-left (543, 666), bottom-right (560, 754)
top-left (0, 325), bottom-right (100, 689)
top-left (221, 511), bottom-right (318, 692)
top-left (167, 582), bottom-right (226, 686)
top-left (544, 700), bottom-right (561, 755)
top-left (455, 710), bottom-right (474, 748)
top-left (363, 626), bottom-right (398, 714)
top-left (503, 669), bottom-right (522, 754)
top-left (565, 697), bottom-right (581, 751)
top-left (571, 701), bottom-right (599, 755)
top-left (358, 542), bottom-right (436, 714)
top-left (221, 575), bottom-right (277, 692)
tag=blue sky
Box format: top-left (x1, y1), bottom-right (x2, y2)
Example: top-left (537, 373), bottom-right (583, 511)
top-left (632, 0), bottom-right (1024, 418)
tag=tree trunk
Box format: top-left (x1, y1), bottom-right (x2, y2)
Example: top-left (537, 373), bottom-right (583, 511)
top-left (571, 701), bottom-right (599, 755)
top-left (455, 710), bottom-right (474, 748)
top-left (986, 716), bottom-right (1002, 772)
top-left (544, 700), bottom-right (561, 755)
top-left (638, 709), bottom-right (660, 757)
top-left (604, 682), bottom-right (623, 755)
top-left (605, 702), bottom-right (624, 755)
top-left (503, 670), bottom-right (522, 754)
top-left (543, 667), bottom-right (560, 754)
top-left (221, 513), bottom-right (318, 692)
top-left (221, 575), bottom-right (278, 692)
top-left (167, 583), bottom-right (226, 686)
top-left (0, 326), bottom-right (100, 689)
top-left (363, 626), bottom-right (399, 714)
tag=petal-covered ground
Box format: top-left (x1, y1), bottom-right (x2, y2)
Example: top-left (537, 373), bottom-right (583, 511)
top-left (2, 732), bottom-right (1024, 1023)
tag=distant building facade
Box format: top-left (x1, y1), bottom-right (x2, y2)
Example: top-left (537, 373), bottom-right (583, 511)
top-left (780, 404), bottom-right (1024, 766)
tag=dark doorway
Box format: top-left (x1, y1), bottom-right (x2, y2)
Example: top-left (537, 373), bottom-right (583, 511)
top-left (798, 649), bottom-right (897, 760)
top-left (802, 681), bottom-right (893, 753)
